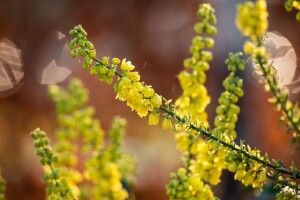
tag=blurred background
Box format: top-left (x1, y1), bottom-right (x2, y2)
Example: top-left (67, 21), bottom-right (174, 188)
top-left (0, 0), bottom-right (299, 199)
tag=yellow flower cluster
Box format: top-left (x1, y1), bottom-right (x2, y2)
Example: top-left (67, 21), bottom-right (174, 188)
top-left (225, 146), bottom-right (267, 188)
top-left (31, 128), bottom-right (75, 200)
top-left (169, 3), bottom-right (220, 198)
top-left (176, 71), bottom-right (210, 123)
top-left (236, 0), bottom-right (268, 40)
top-left (69, 25), bottom-right (165, 129)
top-left (114, 62), bottom-right (162, 117)
top-left (276, 189), bottom-right (299, 200)
top-left (46, 80), bottom-right (136, 200)
top-left (68, 9), bottom-right (300, 197)
top-left (84, 157), bottom-right (128, 200)
top-left (166, 168), bottom-right (215, 200)
top-left (175, 3), bottom-right (216, 124)
top-left (84, 117), bottom-right (135, 200)
top-left (69, 26), bottom-right (163, 119)
top-left (239, 1), bottom-right (300, 144)
top-left (189, 140), bottom-right (226, 185)
top-left (293, 1), bottom-right (300, 10)
top-left (214, 52), bottom-right (245, 141)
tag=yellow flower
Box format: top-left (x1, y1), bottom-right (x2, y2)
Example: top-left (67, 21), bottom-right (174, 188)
top-left (243, 40), bottom-right (255, 54)
top-left (234, 169), bottom-right (245, 180)
top-left (142, 86), bottom-right (155, 98)
top-left (243, 172), bottom-right (255, 186)
top-left (120, 59), bottom-right (135, 71)
top-left (124, 71), bottom-right (140, 81)
top-left (236, 0), bottom-right (268, 39)
top-left (162, 118), bottom-right (173, 130)
top-left (151, 93), bottom-right (162, 108)
top-left (175, 133), bottom-right (189, 152)
top-left (293, 1), bottom-right (300, 10)
top-left (148, 112), bottom-right (160, 125)
top-left (254, 46), bottom-right (266, 57)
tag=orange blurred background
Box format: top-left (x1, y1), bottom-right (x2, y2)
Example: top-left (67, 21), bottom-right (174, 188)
top-left (0, 0), bottom-right (299, 199)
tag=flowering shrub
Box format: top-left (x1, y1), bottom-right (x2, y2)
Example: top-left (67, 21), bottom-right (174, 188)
top-left (66, 1), bottom-right (300, 199)
top-left (31, 79), bottom-right (136, 200)
top-left (0, 0), bottom-right (298, 200)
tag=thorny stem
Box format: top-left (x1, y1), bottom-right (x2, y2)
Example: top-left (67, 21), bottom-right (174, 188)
top-left (160, 106), bottom-right (300, 191)
top-left (92, 57), bottom-right (123, 78)
top-left (160, 107), bottom-right (299, 177)
top-left (257, 56), bottom-right (300, 139)
top-left (92, 58), bottom-right (300, 190)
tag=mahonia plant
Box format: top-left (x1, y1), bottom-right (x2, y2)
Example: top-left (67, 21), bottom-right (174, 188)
top-left (31, 128), bottom-right (75, 199)
top-left (68, 0), bottom-right (300, 199)
top-left (166, 4), bottom-right (217, 200)
top-left (32, 79), bottom-right (135, 200)
top-left (239, 0), bottom-right (300, 145)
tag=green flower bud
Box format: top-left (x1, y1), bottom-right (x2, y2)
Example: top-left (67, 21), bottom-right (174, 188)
top-left (205, 38), bottom-right (215, 48)
top-left (52, 170), bottom-right (59, 180)
top-left (285, 0), bottom-right (293, 12)
top-left (70, 49), bottom-right (78, 58)
top-left (206, 25), bottom-right (217, 35)
top-left (183, 58), bottom-right (192, 68)
top-left (236, 79), bottom-right (243, 88)
top-left (77, 33), bottom-right (83, 39)
top-left (194, 23), bottom-right (203, 34)
top-left (52, 156), bottom-right (58, 163)
top-left (228, 64), bottom-right (236, 72)
top-left (35, 149), bottom-right (44, 156)
top-left (177, 168), bottom-right (187, 177)
top-left (40, 158), bottom-right (47, 166)
top-left (297, 11), bottom-right (300, 21)
top-left (69, 30), bottom-right (77, 36)
top-left (77, 39), bottom-right (85, 47)
top-left (209, 15), bottom-right (217, 24)
top-left (102, 56), bottom-right (109, 65)
top-left (42, 174), bottom-right (50, 182)
top-left (112, 58), bottom-right (121, 65)
top-left (90, 66), bottom-right (98, 75)
top-left (74, 25), bottom-right (82, 31)
top-left (83, 57), bottom-right (92, 69)
top-left (85, 41), bottom-right (94, 50)
top-left (238, 63), bottom-right (245, 71)
top-left (99, 65), bottom-right (108, 75)
top-left (107, 69), bottom-right (115, 77)
top-left (201, 51), bottom-right (213, 62)
top-left (79, 49), bottom-right (87, 57)
top-left (69, 38), bottom-right (77, 49)
top-left (89, 50), bottom-right (96, 58)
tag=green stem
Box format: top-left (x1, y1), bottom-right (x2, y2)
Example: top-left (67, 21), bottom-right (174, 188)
top-left (160, 106), bottom-right (300, 190)
top-left (90, 56), bottom-right (300, 190)
top-left (257, 56), bottom-right (300, 138)
top-left (92, 57), bottom-right (124, 78)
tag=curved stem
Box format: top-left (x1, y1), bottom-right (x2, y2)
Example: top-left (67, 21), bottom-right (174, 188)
top-left (161, 106), bottom-right (299, 178)
top-left (257, 57), bottom-right (300, 138)
top-left (91, 57), bottom-right (300, 190)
